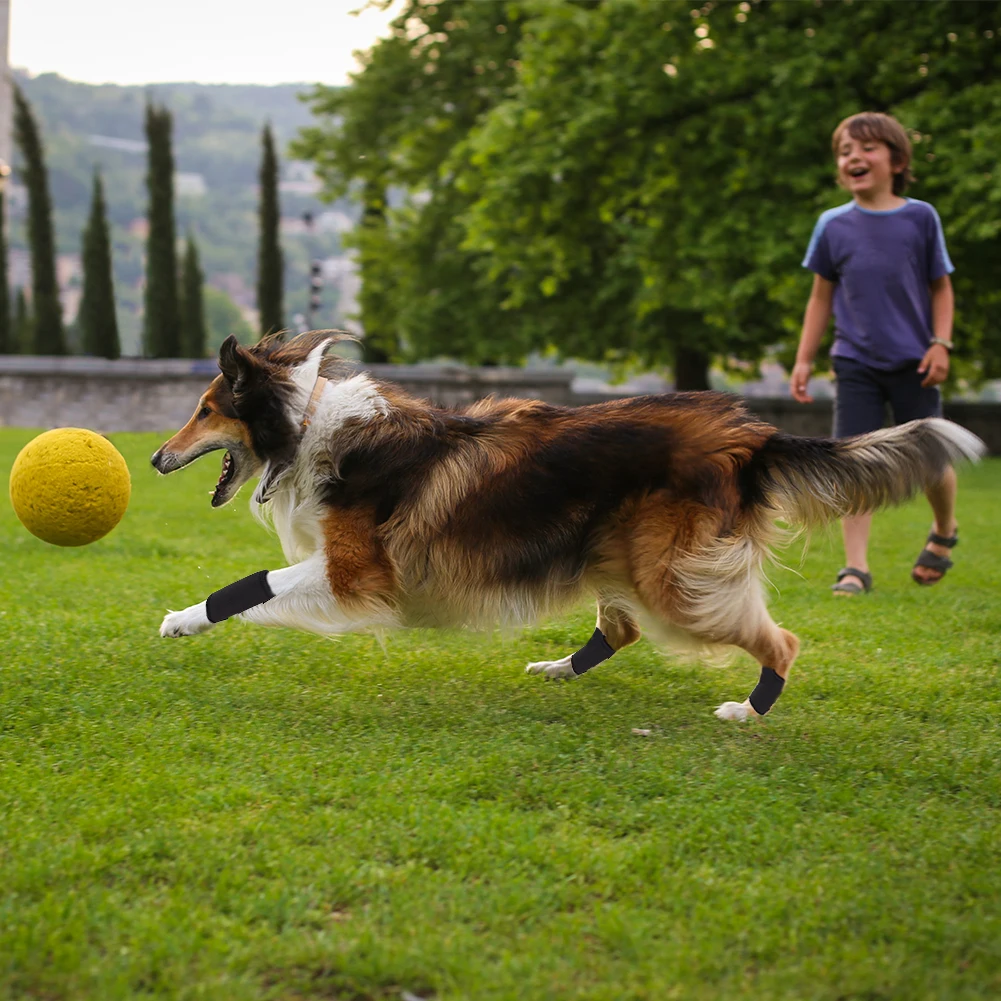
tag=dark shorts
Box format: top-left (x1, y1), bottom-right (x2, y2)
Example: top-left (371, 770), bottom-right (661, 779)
top-left (832, 356), bottom-right (942, 438)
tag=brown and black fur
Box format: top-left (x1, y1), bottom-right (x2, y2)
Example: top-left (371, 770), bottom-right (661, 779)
top-left (153, 332), bottom-right (984, 717)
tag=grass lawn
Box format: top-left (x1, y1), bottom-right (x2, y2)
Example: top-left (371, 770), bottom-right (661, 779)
top-left (1, 427), bottom-right (999, 1001)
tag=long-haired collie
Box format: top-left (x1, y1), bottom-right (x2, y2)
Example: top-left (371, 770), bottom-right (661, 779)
top-left (151, 332), bottom-right (983, 721)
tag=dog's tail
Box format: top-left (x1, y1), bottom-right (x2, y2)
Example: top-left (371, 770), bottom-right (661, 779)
top-left (748, 417), bottom-right (985, 527)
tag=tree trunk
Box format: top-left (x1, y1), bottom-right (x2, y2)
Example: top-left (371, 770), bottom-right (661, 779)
top-left (673, 344), bottom-right (711, 391)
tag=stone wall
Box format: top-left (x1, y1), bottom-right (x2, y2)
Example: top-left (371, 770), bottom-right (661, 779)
top-left (1, 356), bottom-right (998, 454)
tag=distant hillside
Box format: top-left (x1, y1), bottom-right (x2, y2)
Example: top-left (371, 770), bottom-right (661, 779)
top-left (10, 71), bottom-right (356, 355)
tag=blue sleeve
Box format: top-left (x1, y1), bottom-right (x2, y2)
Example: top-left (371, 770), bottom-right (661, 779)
top-left (802, 213), bottom-right (837, 281)
top-left (925, 204), bottom-right (955, 280)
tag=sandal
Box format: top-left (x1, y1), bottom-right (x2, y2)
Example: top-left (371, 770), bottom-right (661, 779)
top-left (832, 566), bottom-right (872, 596)
top-left (911, 529), bottom-right (958, 586)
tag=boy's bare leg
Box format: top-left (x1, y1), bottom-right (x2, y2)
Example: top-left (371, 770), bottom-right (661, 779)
top-left (839, 513), bottom-right (872, 590)
top-left (914, 466), bottom-right (959, 583)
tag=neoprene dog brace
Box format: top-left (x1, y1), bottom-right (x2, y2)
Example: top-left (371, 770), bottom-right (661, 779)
top-left (571, 628), bottom-right (616, 675)
top-left (748, 666), bottom-right (785, 715)
top-left (206, 570), bottom-right (275, 623)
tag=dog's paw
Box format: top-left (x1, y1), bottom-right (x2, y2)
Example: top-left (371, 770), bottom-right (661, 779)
top-left (714, 700), bottom-right (755, 722)
top-left (525, 656), bottom-right (576, 680)
top-left (160, 602), bottom-right (213, 638)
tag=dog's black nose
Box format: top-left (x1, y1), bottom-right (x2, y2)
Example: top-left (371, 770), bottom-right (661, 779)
top-left (151, 449), bottom-right (163, 470)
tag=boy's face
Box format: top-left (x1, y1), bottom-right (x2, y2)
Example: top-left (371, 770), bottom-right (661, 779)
top-left (836, 134), bottom-right (902, 198)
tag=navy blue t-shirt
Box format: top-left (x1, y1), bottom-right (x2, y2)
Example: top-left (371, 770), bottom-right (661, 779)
top-left (802, 199), bottom-right (954, 370)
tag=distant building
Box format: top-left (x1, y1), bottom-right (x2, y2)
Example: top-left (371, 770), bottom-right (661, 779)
top-left (88, 134), bottom-right (146, 155)
top-left (175, 172), bottom-right (207, 197)
top-left (279, 160), bottom-right (322, 196)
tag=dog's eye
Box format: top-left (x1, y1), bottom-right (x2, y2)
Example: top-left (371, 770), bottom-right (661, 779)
top-left (197, 406), bottom-right (212, 420)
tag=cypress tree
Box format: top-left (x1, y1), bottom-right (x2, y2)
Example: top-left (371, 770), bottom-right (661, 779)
top-left (0, 192), bottom-right (10, 354)
top-left (179, 233), bottom-right (207, 358)
top-left (14, 288), bottom-right (31, 354)
top-left (143, 101), bottom-right (180, 357)
top-left (13, 87), bottom-right (64, 355)
top-left (257, 123), bottom-right (283, 336)
top-left (79, 172), bottom-right (120, 359)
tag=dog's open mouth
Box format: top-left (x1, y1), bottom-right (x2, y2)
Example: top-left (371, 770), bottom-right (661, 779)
top-left (212, 450), bottom-right (237, 506)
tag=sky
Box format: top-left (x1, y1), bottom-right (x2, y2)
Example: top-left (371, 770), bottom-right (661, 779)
top-left (9, 0), bottom-right (401, 86)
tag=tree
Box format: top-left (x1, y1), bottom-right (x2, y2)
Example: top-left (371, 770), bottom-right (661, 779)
top-left (13, 86), bottom-right (64, 355)
top-left (143, 101), bottom-right (180, 357)
top-left (79, 172), bottom-right (120, 358)
top-left (179, 233), bottom-right (208, 358)
top-left (257, 123), bottom-right (284, 336)
top-left (0, 192), bottom-right (9, 354)
top-left (292, 0), bottom-right (525, 363)
top-left (296, 0), bottom-right (1001, 386)
top-left (13, 288), bottom-right (32, 353)
top-left (204, 284), bottom-right (255, 355)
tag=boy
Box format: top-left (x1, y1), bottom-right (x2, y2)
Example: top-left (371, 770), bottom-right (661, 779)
top-left (790, 111), bottom-right (958, 595)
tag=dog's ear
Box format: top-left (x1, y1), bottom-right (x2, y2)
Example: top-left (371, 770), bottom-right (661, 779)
top-left (218, 335), bottom-right (257, 395)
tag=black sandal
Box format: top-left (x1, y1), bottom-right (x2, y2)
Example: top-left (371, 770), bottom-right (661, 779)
top-left (832, 566), bottom-right (872, 596)
top-left (912, 529), bottom-right (958, 586)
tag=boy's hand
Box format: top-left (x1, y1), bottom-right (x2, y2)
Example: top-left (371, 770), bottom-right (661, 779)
top-left (790, 360), bottom-right (814, 403)
top-left (918, 344), bottom-right (950, 387)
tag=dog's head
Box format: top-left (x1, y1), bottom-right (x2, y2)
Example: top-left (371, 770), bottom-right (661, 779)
top-left (151, 330), bottom-right (350, 507)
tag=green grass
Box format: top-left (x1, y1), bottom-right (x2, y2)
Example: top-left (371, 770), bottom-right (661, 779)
top-left (1, 428), bottom-right (999, 1001)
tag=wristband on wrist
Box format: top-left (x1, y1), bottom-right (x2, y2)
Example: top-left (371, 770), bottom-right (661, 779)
top-left (930, 337), bottom-right (953, 352)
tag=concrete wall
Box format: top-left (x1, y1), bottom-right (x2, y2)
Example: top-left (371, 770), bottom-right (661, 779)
top-left (1, 356), bottom-right (998, 454)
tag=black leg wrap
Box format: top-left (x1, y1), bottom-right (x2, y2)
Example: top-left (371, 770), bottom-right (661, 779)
top-left (748, 666), bottom-right (785, 716)
top-left (206, 570), bottom-right (275, 623)
top-left (570, 628), bottom-right (616, 676)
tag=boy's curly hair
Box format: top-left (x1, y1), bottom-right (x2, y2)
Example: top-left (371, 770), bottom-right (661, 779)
top-left (832, 112), bottom-right (914, 195)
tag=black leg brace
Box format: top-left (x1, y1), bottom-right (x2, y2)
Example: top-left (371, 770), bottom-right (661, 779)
top-left (748, 666), bottom-right (785, 715)
top-left (570, 628), bottom-right (616, 675)
top-left (206, 570), bottom-right (275, 623)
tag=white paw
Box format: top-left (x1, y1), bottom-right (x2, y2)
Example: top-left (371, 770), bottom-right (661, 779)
top-left (714, 700), bottom-right (754, 722)
top-left (160, 602), bottom-right (214, 638)
top-left (525, 655), bottom-right (577, 680)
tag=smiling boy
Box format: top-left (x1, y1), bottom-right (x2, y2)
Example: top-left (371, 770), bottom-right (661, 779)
top-left (790, 112), bottom-right (959, 594)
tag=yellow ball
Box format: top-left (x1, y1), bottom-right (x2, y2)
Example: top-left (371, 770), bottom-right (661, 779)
top-left (9, 428), bottom-right (131, 546)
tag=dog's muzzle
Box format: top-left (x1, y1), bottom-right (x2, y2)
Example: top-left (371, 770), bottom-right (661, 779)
top-left (151, 448), bottom-right (184, 474)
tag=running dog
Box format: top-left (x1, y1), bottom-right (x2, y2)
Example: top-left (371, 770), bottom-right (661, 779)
top-left (151, 332), bottom-right (984, 720)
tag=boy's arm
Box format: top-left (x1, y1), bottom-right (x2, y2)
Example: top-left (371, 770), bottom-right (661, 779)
top-left (791, 275), bottom-right (835, 403)
top-left (919, 275), bottom-right (954, 388)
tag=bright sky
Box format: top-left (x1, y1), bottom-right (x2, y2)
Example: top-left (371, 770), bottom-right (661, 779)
top-left (9, 0), bottom-right (401, 86)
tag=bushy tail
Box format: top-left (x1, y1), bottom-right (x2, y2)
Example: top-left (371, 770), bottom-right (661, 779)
top-left (751, 418), bottom-right (986, 527)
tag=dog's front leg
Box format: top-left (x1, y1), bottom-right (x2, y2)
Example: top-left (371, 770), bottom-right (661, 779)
top-left (160, 555), bottom-right (336, 637)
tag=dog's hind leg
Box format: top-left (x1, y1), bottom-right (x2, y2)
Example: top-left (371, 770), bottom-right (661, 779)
top-left (526, 598), bottom-right (641, 680)
top-left (631, 542), bottom-right (799, 720)
top-left (712, 609), bottom-right (799, 722)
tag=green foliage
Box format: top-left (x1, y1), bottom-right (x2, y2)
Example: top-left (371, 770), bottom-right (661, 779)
top-left (1, 429), bottom-right (1000, 998)
top-left (292, 0), bottom-right (527, 364)
top-left (203, 283), bottom-right (254, 354)
top-left (256, 124), bottom-right (284, 336)
top-left (179, 234), bottom-right (208, 359)
top-left (13, 86), bottom-right (64, 355)
top-left (296, 0), bottom-right (1001, 382)
top-left (143, 102), bottom-right (180, 358)
top-left (0, 193), bottom-right (9, 355)
top-left (79, 173), bottom-right (120, 359)
top-left (12, 288), bottom-right (31, 354)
